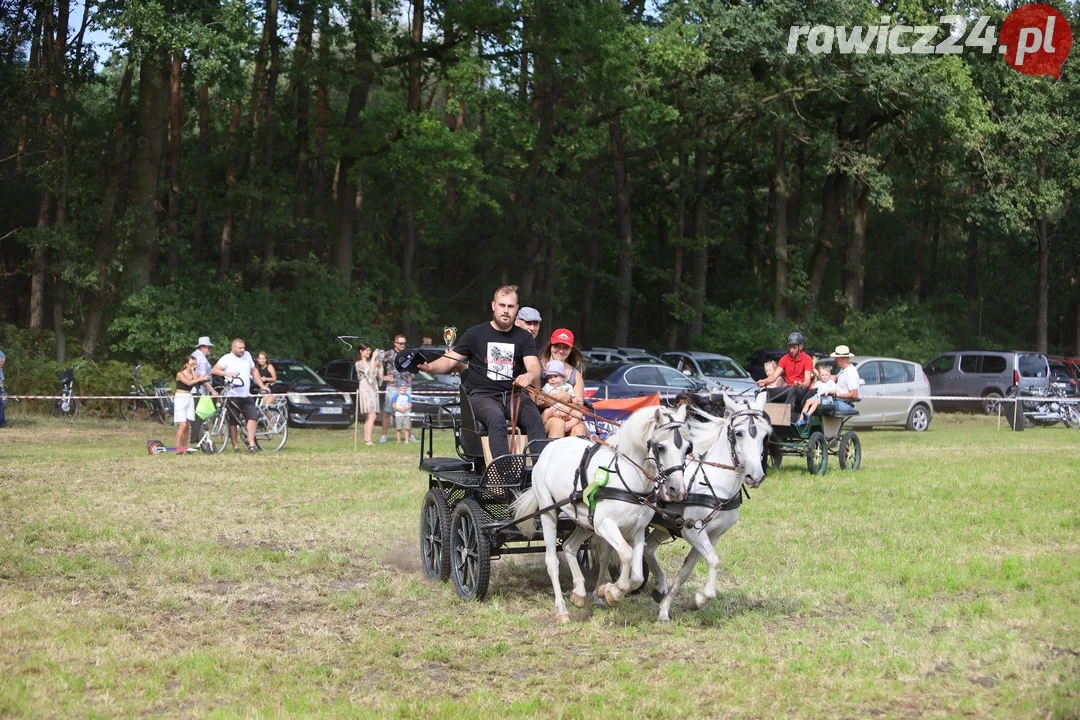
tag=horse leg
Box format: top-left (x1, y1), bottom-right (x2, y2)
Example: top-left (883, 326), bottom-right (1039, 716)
top-left (540, 512), bottom-right (571, 622)
top-left (644, 530), bottom-right (669, 604)
top-left (658, 543), bottom-right (703, 623)
top-left (591, 540), bottom-right (613, 607)
top-left (562, 526), bottom-right (591, 609)
top-left (689, 533), bottom-right (723, 611)
top-left (629, 533), bottom-right (646, 592)
top-left (592, 516), bottom-right (634, 607)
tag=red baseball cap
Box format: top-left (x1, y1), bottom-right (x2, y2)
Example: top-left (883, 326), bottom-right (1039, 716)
top-left (550, 328), bottom-right (575, 348)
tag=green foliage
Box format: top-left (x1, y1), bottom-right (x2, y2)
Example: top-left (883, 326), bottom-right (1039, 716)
top-left (107, 269), bottom-right (381, 368)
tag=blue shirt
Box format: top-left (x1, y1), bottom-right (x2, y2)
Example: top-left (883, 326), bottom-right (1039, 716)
top-left (191, 349), bottom-right (213, 394)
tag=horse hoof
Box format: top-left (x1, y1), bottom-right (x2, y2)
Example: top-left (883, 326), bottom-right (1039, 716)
top-left (657, 613), bottom-right (671, 624)
top-left (596, 583), bottom-right (609, 598)
top-left (570, 592), bottom-right (587, 608)
top-left (651, 588), bottom-right (667, 604)
top-left (556, 613), bottom-right (571, 623)
top-left (604, 586), bottom-right (624, 606)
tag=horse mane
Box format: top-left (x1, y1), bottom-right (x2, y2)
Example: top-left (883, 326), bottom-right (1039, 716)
top-left (686, 406), bottom-right (726, 457)
top-left (606, 404), bottom-right (670, 459)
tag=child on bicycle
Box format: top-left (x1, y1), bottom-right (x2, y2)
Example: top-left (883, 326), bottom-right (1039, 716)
top-left (391, 381), bottom-right (412, 444)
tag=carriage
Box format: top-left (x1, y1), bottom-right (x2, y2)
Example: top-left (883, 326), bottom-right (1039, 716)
top-left (417, 386), bottom-right (586, 602)
top-left (763, 400), bottom-right (862, 474)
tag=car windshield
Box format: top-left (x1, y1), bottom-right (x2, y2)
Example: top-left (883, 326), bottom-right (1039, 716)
top-left (697, 358), bottom-right (749, 378)
top-left (275, 363), bottom-right (325, 385)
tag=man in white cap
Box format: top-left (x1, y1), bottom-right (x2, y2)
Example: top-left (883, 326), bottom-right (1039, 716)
top-left (829, 344), bottom-right (860, 414)
top-left (515, 306), bottom-right (542, 340)
top-left (189, 336), bottom-right (219, 442)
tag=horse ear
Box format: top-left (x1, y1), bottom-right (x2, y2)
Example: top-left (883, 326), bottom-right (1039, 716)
top-left (753, 390), bottom-right (767, 411)
top-left (673, 404), bottom-right (688, 422)
top-left (721, 392), bottom-right (734, 414)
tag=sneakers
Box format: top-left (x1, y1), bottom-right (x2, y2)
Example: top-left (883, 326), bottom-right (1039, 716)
top-left (377, 435), bottom-right (389, 444)
top-left (408, 436), bottom-right (420, 443)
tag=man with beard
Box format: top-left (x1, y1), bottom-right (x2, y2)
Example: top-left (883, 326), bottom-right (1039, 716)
top-left (419, 285), bottom-right (545, 459)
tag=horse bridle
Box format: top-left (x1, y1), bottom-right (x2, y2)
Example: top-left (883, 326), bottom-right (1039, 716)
top-left (725, 407), bottom-right (768, 469)
top-left (645, 417), bottom-right (692, 486)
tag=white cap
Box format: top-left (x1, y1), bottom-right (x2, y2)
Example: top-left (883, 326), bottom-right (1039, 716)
top-left (196, 336), bottom-right (213, 347)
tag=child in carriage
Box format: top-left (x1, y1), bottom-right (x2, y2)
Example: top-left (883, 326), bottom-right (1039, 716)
top-left (762, 359), bottom-right (785, 388)
top-left (540, 360), bottom-right (581, 437)
top-left (795, 363), bottom-right (836, 427)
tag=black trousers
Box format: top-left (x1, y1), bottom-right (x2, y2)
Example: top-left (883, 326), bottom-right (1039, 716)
top-left (766, 385), bottom-right (812, 411)
top-left (471, 392), bottom-right (547, 458)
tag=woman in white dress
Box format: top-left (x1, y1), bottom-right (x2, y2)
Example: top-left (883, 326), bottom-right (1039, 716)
top-left (354, 344), bottom-right (381, 445)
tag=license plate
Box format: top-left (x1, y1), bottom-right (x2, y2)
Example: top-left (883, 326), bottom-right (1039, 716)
top-left (319, 406), bottom-right (344, 415)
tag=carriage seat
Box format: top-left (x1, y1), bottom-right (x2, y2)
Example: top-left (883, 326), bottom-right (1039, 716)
top-left (818, 397), bottom-right (859, 417)
top-left (419, 457), bottom-right (473, 473)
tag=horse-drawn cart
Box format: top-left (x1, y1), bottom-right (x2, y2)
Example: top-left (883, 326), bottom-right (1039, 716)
top-left (764, 401), bottom-right (862, 475)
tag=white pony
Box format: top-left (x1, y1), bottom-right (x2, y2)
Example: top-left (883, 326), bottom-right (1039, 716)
top-left (643, 392), bottom-right (770, 622)
top-left (511, 404), bottom-right (691, 622)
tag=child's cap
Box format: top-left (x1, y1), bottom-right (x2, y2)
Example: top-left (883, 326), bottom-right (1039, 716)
top-left (542, 360), bottom-right (568, 380)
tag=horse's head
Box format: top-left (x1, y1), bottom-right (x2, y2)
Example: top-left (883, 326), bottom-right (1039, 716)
top-left (722, 391), bottom-right (770, 489)
top-left (646, 404), bottom-right (692, 502)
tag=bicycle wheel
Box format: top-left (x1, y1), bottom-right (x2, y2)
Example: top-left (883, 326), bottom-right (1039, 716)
top-left (257, 408), bottom-right (289, 452)
top-left (52, 397), bottom-right (79, 419)
top-left (155, 395), bottom-right (174, 425)
top-left (209, 412), bottom-right (231, 454)
top-left (120, 397), bottom-right (152, 421)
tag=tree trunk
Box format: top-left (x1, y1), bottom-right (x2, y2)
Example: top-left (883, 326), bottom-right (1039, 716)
top-left (399, 0), bottom-right (424, 288)
top-left (806, 171), bottom-right (844, 315)
top-left (911, 135), bottom-right (940, 304)
top-left (844, 126), bottom-right (870, 314)
top-left (191, 81), bottom-right (210, 259)
top-left (128, 53), bottom-right (169, 290)
top-left (311, 2), bottom-right (330, 247)
top-left (291, 0), bottom-right (315, 241)
top-left (688, 118), bottom-right (709, 340)
top-left (745, 163), bottom-right (759, 276)
top-left (260, 0), bottom-right (280, 289)
top-left (772, 122), bottom-right (788, 321)
top-left (333, 0), bottom-right (375, 283)
top-left (964, 224), bottom-right (979, 339)
top-left (166, 51), bottom-right (182, 269)
top-left (52, 275), bottom-right (66, 362)
top-left (1035, 212), bottom-right (1049, 354)
top-left (667, 135), bottom-right (688, 351)
top-left (219, 104), bottom-right (241, 281)
top-left (82, 61), bottom-right (134, 359)
top-left (579, 161), bottom-right (600, 347)
top-left (610, 114), bottom-right (633, 346)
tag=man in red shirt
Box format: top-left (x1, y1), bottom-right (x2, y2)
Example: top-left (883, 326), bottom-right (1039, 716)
top-left (757, 332), bottom-right (815, 407)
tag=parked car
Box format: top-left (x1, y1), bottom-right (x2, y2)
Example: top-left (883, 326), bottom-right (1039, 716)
top-left (845, 356), bottom-right (934, 431)
top-left (745, 348), bottom-right (830, 380)
top-left (660, 351), bottom-right (759, 395)
top-left (583, 362), bottom-right (705, 404)
top-left (317, 359), bottom-right (460, 428)
top-left (1047, 359), bottom-right (1080, 396)
top-left (923, 350), bottom-right (1051, 414)
top-left (268, 359), bottom-right (354, 428)
top-left (581, 347), bottom-right (669, 365)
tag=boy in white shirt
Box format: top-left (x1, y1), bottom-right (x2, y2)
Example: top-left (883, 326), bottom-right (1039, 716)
top-left (796, 364), bottom-right (837, 426)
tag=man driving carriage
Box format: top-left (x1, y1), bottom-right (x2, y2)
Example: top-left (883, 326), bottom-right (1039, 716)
top-left (757, 331), bottom-right (816, 410)
top-left (418, 285), bottom-right (547, 459)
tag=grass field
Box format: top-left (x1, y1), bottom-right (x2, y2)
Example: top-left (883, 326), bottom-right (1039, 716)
top-left (1, 412), bottom-right (1078, 718)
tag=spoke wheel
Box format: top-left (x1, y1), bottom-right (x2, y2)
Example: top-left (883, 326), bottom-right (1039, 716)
top-left (52, 397), bottom-right (79, 419)
top-left (905, 404), bottom-right (931, 432)
top-left (806, 432), bottom-right (828, 475)
top-left (767, 441), bottom-right (783, 470)
top-left (1062, 404), bottom-right (1080, 430)
top-left (257, 409), bottom-right (289, 452)
top-left (156, 395), bottom-right (174, 425)
top-left (120, 397), bottom-right (152, 421)
top-left (982, 391), bottom-right (1003, 416)
top-left (450, 499), bottom-right (491, 602)
top-left (838, 431), bottom-right (862, 471)
top-left (209, 414), bottom-right (231, 454)
top-left (420, 489), bottom-right (452, 581)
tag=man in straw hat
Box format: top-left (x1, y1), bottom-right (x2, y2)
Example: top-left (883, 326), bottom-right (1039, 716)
top-left (189, 336), bottom-right (219, 443)
top-left (828, 344), bottom-right (860, 414)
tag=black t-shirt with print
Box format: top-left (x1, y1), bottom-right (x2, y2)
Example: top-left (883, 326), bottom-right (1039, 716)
top-left (454, 322), bottom-right (539, 397)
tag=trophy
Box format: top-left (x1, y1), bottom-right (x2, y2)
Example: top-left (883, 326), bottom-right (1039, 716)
top-left (443, 326), bottom-right (457, 348)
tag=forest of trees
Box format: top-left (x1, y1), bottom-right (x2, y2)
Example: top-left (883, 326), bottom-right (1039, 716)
top-left (1, 0), bottom-right (1079, 376)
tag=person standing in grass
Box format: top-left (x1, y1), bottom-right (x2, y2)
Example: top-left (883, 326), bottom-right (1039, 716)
top-left (354, 344), bottom-right (381, 445)
top-left (175, 355), bottom-right (209, 450)
top-left (0, 349), bottom-right (7, 429)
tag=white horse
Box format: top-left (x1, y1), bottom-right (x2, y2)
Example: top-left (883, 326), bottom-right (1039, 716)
top-left (511, 404), bottom-right (691, 622)
top-left (643, 392), bottom-right (770, 622)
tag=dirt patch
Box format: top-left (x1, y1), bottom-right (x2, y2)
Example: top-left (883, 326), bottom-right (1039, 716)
top-left (383, 541), bottom-right (421, 574)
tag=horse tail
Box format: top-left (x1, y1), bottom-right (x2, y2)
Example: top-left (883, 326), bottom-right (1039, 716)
top-left (510, 487), bottom-right (540, 539)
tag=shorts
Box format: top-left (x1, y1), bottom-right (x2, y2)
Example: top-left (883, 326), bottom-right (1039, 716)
top-left (226, 396), bottom-right (259, 425)
top-left (394, 411), bottom-right (411, 430)
top-left (819, 395), bottom-right (834, 409)
top-left (384, 391), bottom-right (395, 414)
top-left (173, 393), bottom-right (195, 423)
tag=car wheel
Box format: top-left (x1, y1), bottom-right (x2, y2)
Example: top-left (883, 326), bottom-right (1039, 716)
top-left (982, 391), bottom-right (1003, 416)
top-left (905, 404), bottom-right (931, 432)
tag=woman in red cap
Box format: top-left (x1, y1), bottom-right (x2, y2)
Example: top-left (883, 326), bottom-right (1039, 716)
top-left (537, 328), bottom-right (587, 437)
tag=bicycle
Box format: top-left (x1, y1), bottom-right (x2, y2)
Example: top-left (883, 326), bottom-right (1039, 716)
top-left (52, 364), bottom-right (83, 419)
top-left (119, 364), bottom-right (174, 425)
top-left (254, 391), bottom-right (289, 451)
top-left (194, 382), bottom-right (287, 453)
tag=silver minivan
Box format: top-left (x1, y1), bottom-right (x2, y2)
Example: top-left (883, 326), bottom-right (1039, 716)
top-left (923, 351), bottom-right (1051, 414)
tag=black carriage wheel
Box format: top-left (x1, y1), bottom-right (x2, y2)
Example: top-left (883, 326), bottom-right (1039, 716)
top-left (767, 441), bottom-right (783, 470)
top-left (838, 431), bottom-right (862, 471)
top-left (420, 488), bottom-right (453, 582)
top-left (806, 432), bottom-right (828, 475)
top-left (450, 499), bottom-right (491, 601)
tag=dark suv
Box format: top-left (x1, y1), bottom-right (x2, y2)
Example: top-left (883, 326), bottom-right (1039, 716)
top-left (923, 351), bottom-right (1050, 414)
